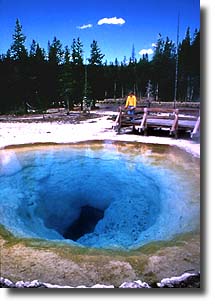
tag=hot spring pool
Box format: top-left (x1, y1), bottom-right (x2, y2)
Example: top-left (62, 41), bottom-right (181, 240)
top-left (0, 141), bottom-right (200, 250)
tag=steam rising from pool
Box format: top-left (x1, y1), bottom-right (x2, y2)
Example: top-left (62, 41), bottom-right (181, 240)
top-left (0, 142), bottom-right (200, 250)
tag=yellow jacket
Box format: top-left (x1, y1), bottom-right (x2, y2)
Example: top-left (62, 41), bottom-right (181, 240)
top-left (125, 95), bottom-right (136, 108)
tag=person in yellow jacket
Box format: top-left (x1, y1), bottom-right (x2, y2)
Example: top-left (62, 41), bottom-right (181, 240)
top-left (125, 91), bottom-right (136, 116)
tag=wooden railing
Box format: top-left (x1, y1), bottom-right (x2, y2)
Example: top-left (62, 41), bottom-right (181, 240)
top-left (113, 106), bottom-right (200, 139)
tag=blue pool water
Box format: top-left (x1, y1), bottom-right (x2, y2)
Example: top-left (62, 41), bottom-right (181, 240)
top-left (0, 141), bottom-right (200, 250)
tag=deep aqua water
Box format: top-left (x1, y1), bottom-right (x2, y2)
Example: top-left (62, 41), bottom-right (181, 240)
top-left (0, 141), bottom-right (200, 249)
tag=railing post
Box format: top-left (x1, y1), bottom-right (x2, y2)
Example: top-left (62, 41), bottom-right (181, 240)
top-left (170, 108), bottom-right (179, 138)
top-left (191, 116), bottom-right (200, 138)
top-left (118, 106), bottom-right (122, 133)
top-left (113, 106), bottom-right (121, 131)
top-left (138, 107), bottom-right (148, 135)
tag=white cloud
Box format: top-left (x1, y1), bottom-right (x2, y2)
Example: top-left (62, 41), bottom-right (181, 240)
top-left (139, 48), bottom-right (154, 56)
top-left (77, 24), bottom-right (93, 29)
top-left (151, 43), bottom-right (157, 47)
top-left (97, 17), bottom-right (125, 25)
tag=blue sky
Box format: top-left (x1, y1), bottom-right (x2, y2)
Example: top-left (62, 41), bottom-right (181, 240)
top-left (0, 0), bottom-right (200, 63)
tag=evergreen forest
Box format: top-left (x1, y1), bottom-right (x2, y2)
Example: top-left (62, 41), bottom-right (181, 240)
top-left (0, 19), bottom-right (200, 114)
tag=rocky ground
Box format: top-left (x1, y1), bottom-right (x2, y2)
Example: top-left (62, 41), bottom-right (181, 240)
top-left (0, 272), bottom-right (200, 288)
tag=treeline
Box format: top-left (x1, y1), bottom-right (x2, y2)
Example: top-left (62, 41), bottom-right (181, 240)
top-left (0, 19), bottom-right (200, 114)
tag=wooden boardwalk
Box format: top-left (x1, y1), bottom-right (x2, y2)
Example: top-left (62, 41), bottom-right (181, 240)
top-left (113, 106), bottom-right (200, 139)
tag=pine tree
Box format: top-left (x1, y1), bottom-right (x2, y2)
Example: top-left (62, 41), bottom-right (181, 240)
top-left (87, 41), bottom-right (105, 104)
top-left (10, 19), bottom-right (28, 60)
top-left (5, 19), bottom-right (29, 112)
top-left (153, 33), bottom-right (164, 60)
top-left (59, 64), bottom-right (74, 111)
top-left (71, 38), bottom-right (84, 65)
top-left (46, 37), bottom-right (64, 105)
top-left (48, 36), bottom-right (64, 65)
top-left (151, 34), bottom-right (176, 101)
top-left (28, 40), bottom-right (47, 109)
top-left (30, 40), bottom-right (37, 57)
top-left (190, 29), bottom-right (200, 100)
top-left (178, 27), bottom-right (192, 101)
top-left (64, 46), bottom-right (71, 64)
top-left (69, 38), bottom-right (85, 106)
top-left (130, 44), bottom-right (136, 64)
top-left (122, 56), bottom-right (127, 66)
top-left (29, 40), bottom-right (45, 61)
top-left (88, 40), bottom-right (104, 65)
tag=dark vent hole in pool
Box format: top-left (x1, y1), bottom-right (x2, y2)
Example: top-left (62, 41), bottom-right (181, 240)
top-left (63, 205), bottom-right (105, 241)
